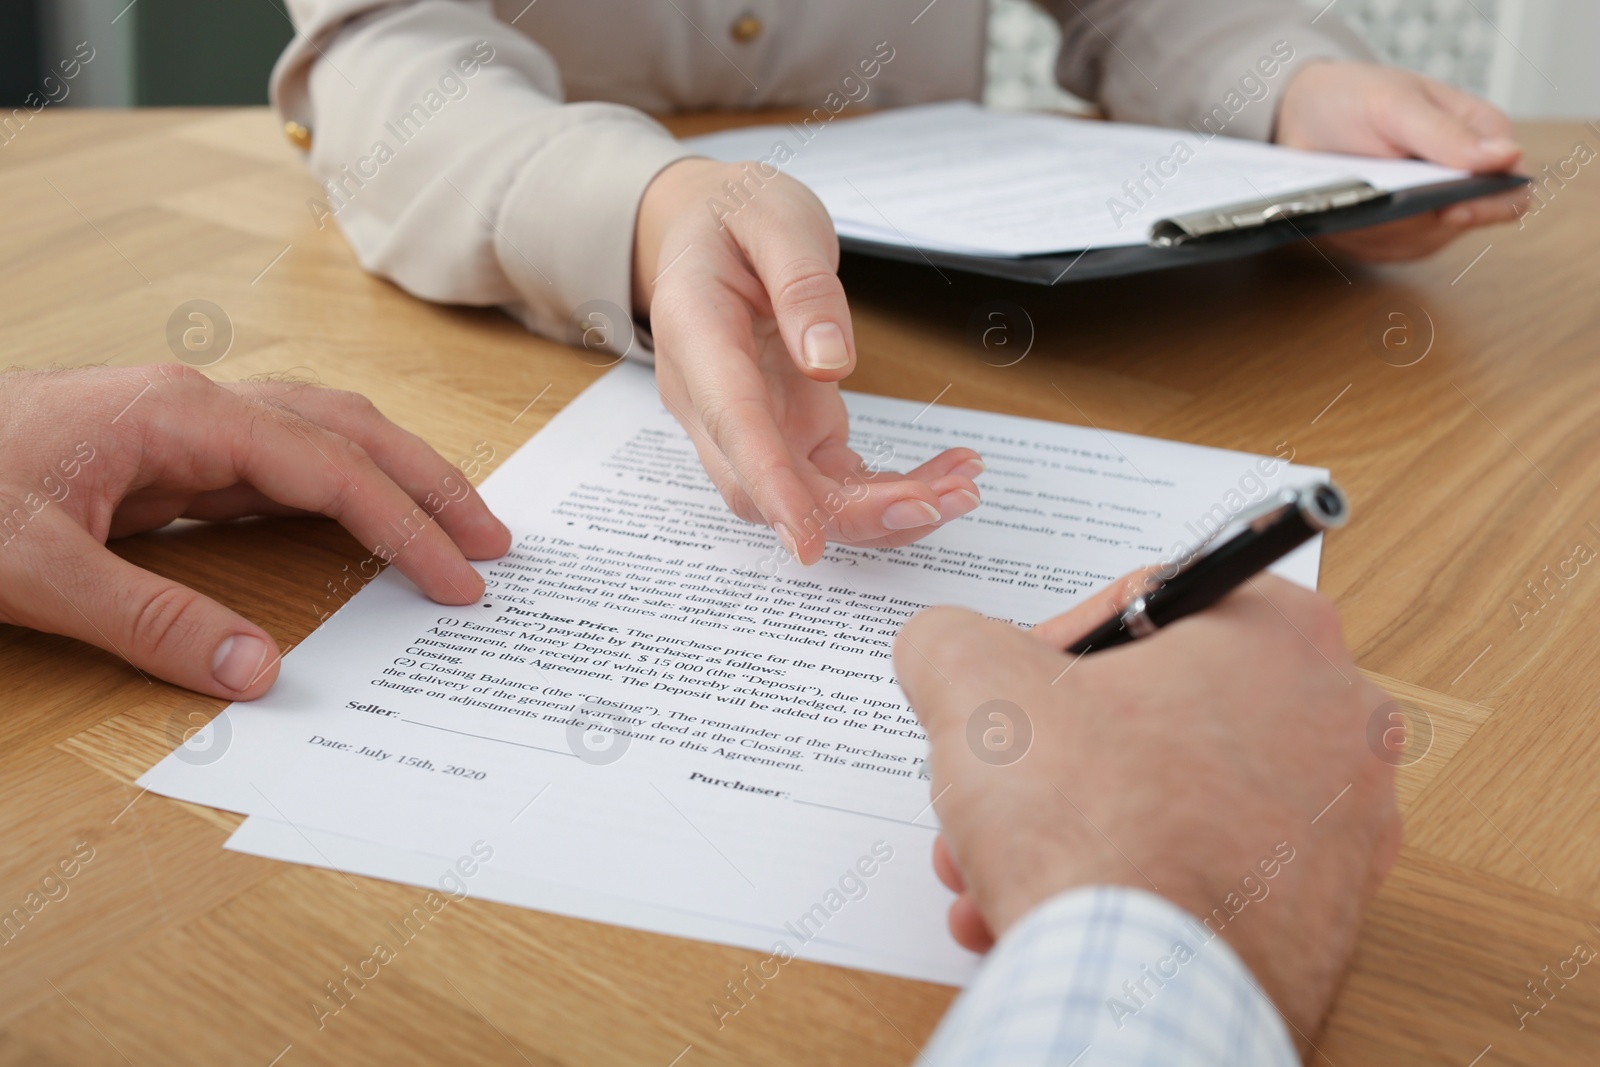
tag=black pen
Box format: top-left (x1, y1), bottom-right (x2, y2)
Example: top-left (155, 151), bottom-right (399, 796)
top-left (1066, 482), bottom-right (1350, 655)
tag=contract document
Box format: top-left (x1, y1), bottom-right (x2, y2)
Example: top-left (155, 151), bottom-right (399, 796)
top-left (685, 101), bottom-right (1466, 257)
top-left (140, 364), bottom-right (1326, 984)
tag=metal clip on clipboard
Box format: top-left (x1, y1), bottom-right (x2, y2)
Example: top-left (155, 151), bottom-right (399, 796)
top-left (1148, 179), bottom-right (1386, 247)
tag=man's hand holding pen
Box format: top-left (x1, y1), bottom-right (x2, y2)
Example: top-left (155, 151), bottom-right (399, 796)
top-left (897, 484), bottom-right (1400, 1047)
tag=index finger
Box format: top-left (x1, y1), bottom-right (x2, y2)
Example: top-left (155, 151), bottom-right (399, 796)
top-left (1424, 78), bottom-right (1518, 145)
top-left (223, 380), bottom-right (511, 561)
top-left (145, 380), bottom-right (489, 604)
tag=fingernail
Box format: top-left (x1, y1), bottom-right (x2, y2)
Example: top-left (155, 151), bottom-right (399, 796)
top-left (937, 489), bottom-right (981, 522)
top-left (802, 323), bottom-right (850, 370)
top-left (213, 634), bottom-right (270, 692)
top-left (1442, 205), bottom-right (1472, 226)
top-left (1479, 137), bottom-right (1519, 158)
top-left (882, 499), bottom-right (941, 531)
top-left (773, 522), bottom-right (800, 560)
top-left (950, 457), bottom-right (986, 480)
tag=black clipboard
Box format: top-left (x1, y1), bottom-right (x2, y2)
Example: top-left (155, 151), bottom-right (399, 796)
top-left (838, 175), bottom-right (1527, 286)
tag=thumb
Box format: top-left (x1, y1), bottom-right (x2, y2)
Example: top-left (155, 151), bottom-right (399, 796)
top-left (24, 526), bottom-right (281, 700)
top-left (1029, 565), bottom-right (1166, 650)
top-left (733, 184), bottom-right (857, 381)
top-left (895, 606), bottom-right (1038, 740)
top-left (1386, 86), bottom-right (1520, 172)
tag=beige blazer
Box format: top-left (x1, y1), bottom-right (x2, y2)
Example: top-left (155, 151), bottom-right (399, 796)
top-left (274, 0), bottom-right (1369, 352)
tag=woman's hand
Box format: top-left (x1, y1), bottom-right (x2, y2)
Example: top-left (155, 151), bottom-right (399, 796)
top-left (634, 158), bottom-right (984, 566)
top-left (1275, 61), bottom-right (1530, 261)
top-left (0, 365), bottom-right (510, 699)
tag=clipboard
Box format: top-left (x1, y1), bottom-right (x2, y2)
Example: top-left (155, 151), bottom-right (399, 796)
top-left (838, 174), bottom-right (1528, 285)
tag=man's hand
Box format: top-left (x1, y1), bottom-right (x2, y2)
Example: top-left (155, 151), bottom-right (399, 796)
top-left (0, 365), bottom-right (511, 700)
top-left (1276, 60), bottom-right (1529, 261)
top-left (895, 573), bottom-right (1402, 1040)
top-left (634, 158), bottom-right (984, 566)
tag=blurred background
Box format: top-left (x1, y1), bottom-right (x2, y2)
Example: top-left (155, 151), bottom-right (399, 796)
top-left (987, 0), bottom-right (1600, 119)
top-left (4, 0), bottom-right (294, 108)
top-left (4, 0), bottom-right (1597, 117)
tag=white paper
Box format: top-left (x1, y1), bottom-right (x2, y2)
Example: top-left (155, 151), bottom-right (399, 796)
top-left (227, 819), bottom-right (955, 980)
top-left (685, 101), bottom-right (1466, 257)
top-left (140, 362), bottom-right (1326, 985)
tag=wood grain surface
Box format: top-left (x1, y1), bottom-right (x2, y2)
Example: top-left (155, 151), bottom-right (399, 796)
top-left (2, 107), bottom-right (1598, 1066)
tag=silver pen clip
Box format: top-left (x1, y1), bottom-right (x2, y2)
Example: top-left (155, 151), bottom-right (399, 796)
top-left (1160, 484), bottom-right (1346, 582)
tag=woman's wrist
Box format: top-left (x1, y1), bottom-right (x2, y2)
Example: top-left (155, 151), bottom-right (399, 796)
top-left (632, 157), bottom-right (726, 313)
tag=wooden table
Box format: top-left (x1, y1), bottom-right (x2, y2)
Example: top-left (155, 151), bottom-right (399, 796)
top-left (3, 107), bottom-right (1598, 1066)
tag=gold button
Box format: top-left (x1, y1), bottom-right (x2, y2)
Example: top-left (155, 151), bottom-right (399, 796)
top-left (729, 13), bottom-right (762, 43)
top-left (284, 121), bottom-right (313, 151)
